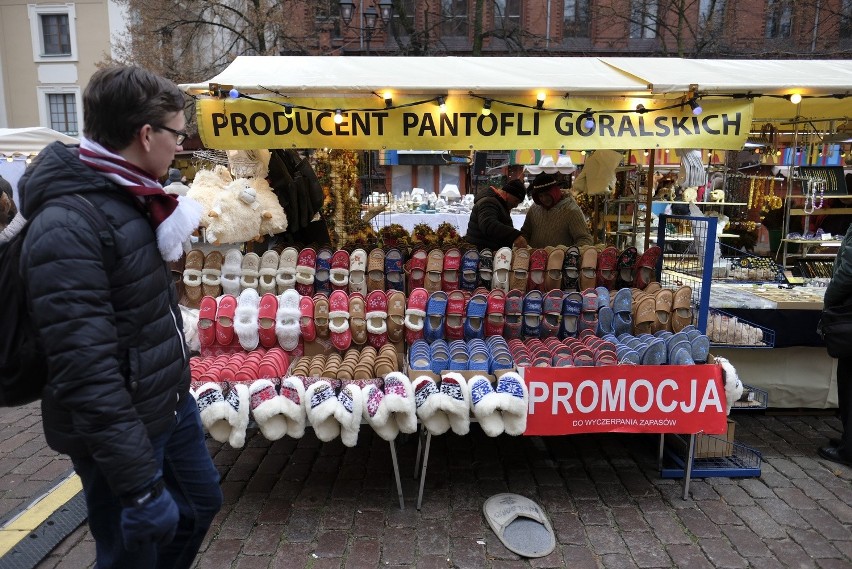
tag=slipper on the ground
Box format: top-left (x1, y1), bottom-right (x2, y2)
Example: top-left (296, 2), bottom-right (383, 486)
top-left (482, 493), bottom-right (556, 558)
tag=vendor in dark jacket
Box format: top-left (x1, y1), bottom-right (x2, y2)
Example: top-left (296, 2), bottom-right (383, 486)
top-left (19, 66), bottom-right (222, 569)
top-left (464, 179), bottom-right (528, 249)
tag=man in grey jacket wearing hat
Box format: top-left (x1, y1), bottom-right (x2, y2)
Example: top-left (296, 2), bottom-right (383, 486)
top-left (465, 179), bottom-right (528, 249)
top-left (520, 173), bottom-right (592, 248)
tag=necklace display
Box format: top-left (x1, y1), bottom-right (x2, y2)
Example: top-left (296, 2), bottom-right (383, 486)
top-left (802, 176), bottom-right (826, 214)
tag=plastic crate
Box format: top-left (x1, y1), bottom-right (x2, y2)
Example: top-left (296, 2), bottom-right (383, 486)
top-left (661, 437), bottom-right (762, 478)
top-left (707, 308), bottom-right (775, 348)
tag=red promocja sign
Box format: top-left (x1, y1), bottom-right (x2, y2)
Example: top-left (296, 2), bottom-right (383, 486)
top-left (523, 364), bottom-right (727, 436)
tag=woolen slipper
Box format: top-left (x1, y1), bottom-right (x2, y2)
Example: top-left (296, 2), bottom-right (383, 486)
top-left (482, 494), bottom-right (556, 558)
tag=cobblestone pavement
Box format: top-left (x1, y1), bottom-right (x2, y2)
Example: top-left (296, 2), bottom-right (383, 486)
top-left (2, 402), bottom-right (851, 568)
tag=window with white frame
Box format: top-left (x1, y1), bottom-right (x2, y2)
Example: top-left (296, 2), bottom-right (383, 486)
top-left (765, 0), bottom-right (792, 38)
top-left (494, 0), bottom-right (521, 33)
top-left (629, 0), bottom-right (658, 39)
top-left (37, 86), bottom-right (81, 135)
top-left (28, 4), bottom-right (77, 62)
top-left (564, 0), bottom-right (590, 38)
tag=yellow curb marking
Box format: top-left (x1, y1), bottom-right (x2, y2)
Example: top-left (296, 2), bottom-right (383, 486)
top-left (0, 474), bottom-right (82, 557)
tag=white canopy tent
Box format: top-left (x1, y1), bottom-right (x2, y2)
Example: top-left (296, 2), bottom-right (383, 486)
top-left (0, 127), bottom-right (78, 204)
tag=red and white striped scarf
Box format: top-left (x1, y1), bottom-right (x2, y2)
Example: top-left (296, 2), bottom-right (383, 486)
top-left (79, 137), bottom-right (201, 262)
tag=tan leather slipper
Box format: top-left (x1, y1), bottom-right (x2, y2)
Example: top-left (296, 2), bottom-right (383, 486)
top-left (510, 247), bottom-right (530, 292)
top-left (633, 295), bottom-right (656, 335)
top-left (579, 246), bottom-right (598, 291)
top-left (386, 290), bottom-right (406, 343)
top-left (349, 293), bottom-right (367, 345)
top-left (313, 295), bottom-right (330, 339)
top-left (651, 289), bottom-right (673, 333)
top-left (201, 250), bottom-right (223, 298)
top-left (671, 286), bottom-right (693, 332)
top-left (367, 248), bottom-right (386, 293)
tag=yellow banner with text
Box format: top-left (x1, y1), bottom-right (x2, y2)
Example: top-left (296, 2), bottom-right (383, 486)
top-left (196, 96), bottom-right (753, 151)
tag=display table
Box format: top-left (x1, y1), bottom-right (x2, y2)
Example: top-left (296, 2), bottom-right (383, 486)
top-left (370, 212), bottom-right (526, 234)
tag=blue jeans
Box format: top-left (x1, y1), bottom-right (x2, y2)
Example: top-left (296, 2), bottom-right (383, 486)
top-left (72, 396), bottom-right (223, 569)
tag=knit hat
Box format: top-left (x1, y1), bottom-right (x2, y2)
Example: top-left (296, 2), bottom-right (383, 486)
top-left (167, 168), bottom-right (183, 183)
top-left (501, 179), bottom-right (527, 201)
top-left (530, 172), bottom-right (560, 193)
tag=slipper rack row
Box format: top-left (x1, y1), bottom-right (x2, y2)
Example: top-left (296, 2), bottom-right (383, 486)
top-left (178, 244), bottom-right (663, 309)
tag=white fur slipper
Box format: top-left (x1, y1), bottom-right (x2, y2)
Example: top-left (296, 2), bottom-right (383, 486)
top-left (495, 372), bottom-right (528, 436)
top-left (335, 383), bottom-right (363, 447)
top-left (362, 383), bottom-right (399, 441)
top-left (382, 372), bottom-right (417, 434)
top-left (258, 250), bottom-right (280, 295)
top-left (235, 288), bottom-right (261, 351)
top-left (469, 375), bottom-right (504, 437)
top-left (276, 247), bottom-right (298, 293)
top-left (305, 380), bottom-right (341, 442)
top-left (280, 376), bottom-right (307, 438)
top-left (221, 248), bottom-right (243, 296)
top-left (412, 376), bottom-right (451, 436)
top-left (195, 382), bottom-right (231, 443)
top-left (249, 379), bottom-right (287, 441)
top-left (276, 289), bottom-right (302, 351)
top-left (224, 382), bottom-right (250, 448)
top-left (439, 372), bottom-right (471, 436)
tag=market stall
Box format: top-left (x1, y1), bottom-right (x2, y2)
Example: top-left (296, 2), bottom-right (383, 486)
top-left (0, 127), bottom-right (78, 204)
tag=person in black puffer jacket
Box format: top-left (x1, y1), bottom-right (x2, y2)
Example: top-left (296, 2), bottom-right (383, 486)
top-left (19, 66), bottom-right (222, 569)
top-left (464, 179), bottom-right (528, 249)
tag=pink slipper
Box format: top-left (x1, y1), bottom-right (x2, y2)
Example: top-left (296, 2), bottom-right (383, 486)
top-left (405, 287), bottom-right (428, 345)
top-left (215, 295), bottom-right (237, 346)
top-left (258, 293), bottom-right (279, 349)
top-left (329, 289), bottom-right (351, 351)
top-left (330, 250), bottom-right (350, 291)
top-left (366, 289), bottom-right (389, 349)
top-left (295, 247), bottom-right (316, 296)
top-left (198, 296), bottom-right (217, 347)
top-left (484, 289), bottom-right (506, 337)
top-left (299, 295), bottom-right (316, 342)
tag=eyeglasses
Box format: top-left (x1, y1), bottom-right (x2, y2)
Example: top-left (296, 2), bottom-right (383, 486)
top-left (156, 125), bottom-right (188, 145)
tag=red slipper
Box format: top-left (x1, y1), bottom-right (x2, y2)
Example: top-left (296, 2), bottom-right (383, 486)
top-left (258, 293), bottom-right (279, 349)
top-left (527, 249), bottom-right (548, 292)
top-left (633, 246), bottom-right (662, 289)
top-left (328, 289), bottom-right (351, 351)
top-left (407, 249), bottom-right (428, 291)
top-left (265, 348), bottom-right (290, 375)
top-left (198, 296), bottom-right (217, 347)
top-left (596, 246), bottom-right (618, 289)
top-left (215, 295), bottom-right (237, 346)
top-left (366, 289), bottom-right (389, 348)
top-left (404, 287), bottom-right (428, 345)
top-left (299, 295), bottom-right (316, 342)
top-left (444, 290), bottom-right (466, 341)
top-left (295, 247), bottom-right (317, 296)
top-left (485, 289), bottom-right (506, 337)
top-left (442, 248), bottom-right (462, 293)
top-left (330, 249), bottom-right (350, 291)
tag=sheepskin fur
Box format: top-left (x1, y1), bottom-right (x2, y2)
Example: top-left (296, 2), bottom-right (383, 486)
top-left (412, 376), bottom-right (451, 436)
top-left (469, 375), bottom-right (504, 437)
top-left (249, 379), bottom-right (288, 441)
top-left (280, 376), bottom-right (307, 438)
top-left (439, 372), bottom-right (471, 436)
top-left (362, 384), bottom-right (399, 441)
top-left (495, 372), bottom-right (529, 436)
top-left (383, 372), bottom-right (418, 434)
top-left (305, 380), bottom-right (341, 442)
top-left (335, 383), bottom-right (364, 447)
top-left (195, 382), bottom-right (231, 443)
top-left (224, 383), bottom-right (251, 449)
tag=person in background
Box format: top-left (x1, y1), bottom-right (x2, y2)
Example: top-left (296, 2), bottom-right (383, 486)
top-left (18, 66), bottom-right (222, 568)
top-left (464, 179), bottom-right (528, 249)
top-left (519, 172), bottom-right (593, 248)
top-left (163, 167), bottom-right (191, 196)
top-left (0, 174), bottom-right (24, 242)
top-left (819, 221), bottom-right (852, 467)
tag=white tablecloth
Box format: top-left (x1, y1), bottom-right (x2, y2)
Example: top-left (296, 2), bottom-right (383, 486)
top-left (370, 212), bottom-right (526, 235)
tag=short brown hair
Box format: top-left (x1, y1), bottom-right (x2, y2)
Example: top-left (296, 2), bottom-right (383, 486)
top-left (83, 66), bottom-right (185, 151)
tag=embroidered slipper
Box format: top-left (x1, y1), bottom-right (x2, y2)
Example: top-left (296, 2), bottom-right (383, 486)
top-left (275, 289), bottom-right (302, 351)
top-left (527, 248), bottom-right (548, 292)
top-left (299, 295), bottom-right (316, 343)
top-left (485, 289), bottom-right (506, 337)
top-left (644, 281), bottom-right (662, 295)
top-left (464, 293), bottom-right (488, 341)
top-left (510, 247), bottom-right (530, 292)
top-left (578, 288), bottom-right (598, 335)
top-left (249, 378), bottom-right (288, 441)
top-left (182, 249), bottom-right (205, 307)
top-left (330, 249), bottom-right (350, 291)
top-left (469, 375), bottom-right (504, 437)
top-left (522, 290), bottom-right (543, 339)
top-left (633, 295), bottom-right (656, 335)
top-left (195, 382), bottom-right (231, 440)
top-left (493, 247), bottom-right (512, 293)
top-left (315, 247), bottom-right (333, 296)
top-left (439, 372), bottom-right (471, 436)
top-left (442, 248), bottom-right (462, 293)
top-left (335, 383), bottom-right (363, 447)
top-left (633, 245), bottom-right (662, 289)
top-left (276, 247), bottom-right (298, 294)
top-left (541, 289), bottom-right (564, 337)
top-left (348, 292), bottom-right (368, 346)
top-left (385, 248), bottom-right (404, 292)
top-left (562, 245), bottom-right (581, 291)
top-left (413, 375), bottom-right (451, 436)
top-left (504, 289), bottom-right (524, 340)
top-left (257, 250), bottom-right (279, 295)
top-left (366, 289), bottom-right (389, 348)
top-left (362, 383), bottom-right (399, 441)
top-left (278, 376), bottom-right (306, 437)
top-left (328, 289), bottom-right (352, 350)
top-left (383, 372), bottom-right (418, 434)
top-left (198, 296), bottom-right (217, 348)
top-left (201, 251), bottom-right (224, 299)
top-left (614, 246), bottom-right (638, 289)
top-left (671, 286), bottom-right (694, 332)
top-left (482, 494), bottom-right (555, 559)
top-left (258, 293), bottom-right (279, 349)
top-left (313, 294), bottom-right (330, 339)
top-left (445, 290), bottom-right (467, 341)
top-left (306, 379), bottom-right (342, 442)
top-left (366, 248), bottom-right (385, 293)
top-left (349, 248), bottom-right (368, 296)
top-left (460, 249), bottom-right (480, 291)
top-left (215, 294), bottom-right (238, 346)
top-left (479, 249), bottom-right (494, 289)
top-left (223, 382), bottom-right (250, 448)
top-left (240, 252), bottom-right (261, 292)
top-left (386, 290), bottom-right (406, 344)
top-left (407, 248), bottom-right (428, 291)
top-left (495, 372), bottom-right (528, 436)
top-left (295, 248), bottom-right (317, 296)
top-left (425, 249), bottom-right (444, 294)
top-left (544, 248), bottom-right (565, 292)
top-left (404, 287), bottom-right (428, 345)
top-left (652, 288), bottom-right (674, 334)
top-left (596, 246), bottom-right (618, 290)
top-left (578, 246), bottom-right (598, 291)
top-left (612, 288), bottom-right (633, 337)
top-left (424, 290), bottom-right (449, 343)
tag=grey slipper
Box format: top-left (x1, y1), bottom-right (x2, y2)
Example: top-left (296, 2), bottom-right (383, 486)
top-left (483, 494), bottom-right (556, 558)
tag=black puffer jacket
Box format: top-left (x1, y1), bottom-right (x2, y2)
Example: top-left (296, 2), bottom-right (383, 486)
top-left (464, 187), bottom-right (521, 249)
top-left (18, 142), bottom-right (189, 497)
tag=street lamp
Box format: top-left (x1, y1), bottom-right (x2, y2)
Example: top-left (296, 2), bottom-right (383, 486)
top-left (339, 0), bottom-right (393, 55)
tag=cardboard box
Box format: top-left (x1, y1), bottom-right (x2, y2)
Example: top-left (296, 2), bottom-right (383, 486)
top-left (668, 419), bottom-right (735, 459)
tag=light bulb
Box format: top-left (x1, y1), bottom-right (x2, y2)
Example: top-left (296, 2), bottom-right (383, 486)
top-left (636, 104), bottom-right (647, 114)
top-left (284, 104), bottom-right (293, 116)
top-left (228, 88), bottom-right (239, 99)
top-left (437, 96), bottom-right (446, 114)
top-left (334, 109), bottom-right (343, 124)
top-left (383, 91), bottom-right (393, 108)
top-left (536, 92), bottom-right (546, 109)
top-left (482, 99), bottom-right (492, 116)
top-left (688, 99), bottom-right (702, 115)
top-left (789, 93), bottom-right (802, 104)
top-left (580, 150), bottom-right (587, 156)
top-left (582, 108), bottom-right (594, 129)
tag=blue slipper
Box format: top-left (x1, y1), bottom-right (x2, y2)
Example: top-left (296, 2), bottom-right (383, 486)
top-left (690, 334), bottom-right (711, 363)
top-left (465, 294), bottom-right (488, 340)
top-left (597, 306), bottom-right (615, 336)
top-left (424, 291), bottom-right (448, 343)
top-left (640, 338), bottom-right (667, 365)
top-left (460, 249), bottom-right (480, 291)
top-left (595, 286), bottom-right (611, 310)
top-left (385, 248), bottom-right (404, 292)
top-left (522, 290), bottom-right (543, 339)
top-left (671, 346), bottom-right (695, 365)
